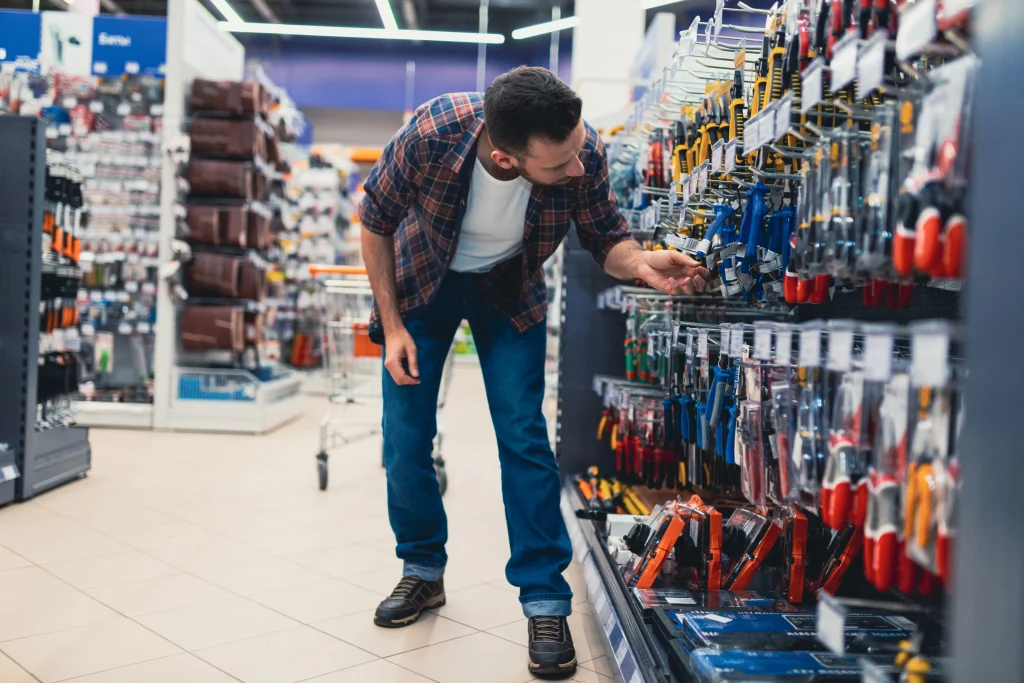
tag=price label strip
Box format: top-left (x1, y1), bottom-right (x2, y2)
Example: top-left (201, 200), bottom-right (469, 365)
top-left (799, 327), bottom-right (822, 368)
top-left (830, 34), bottom-right (859, 92)
top-left (801, 58), bottom-right (825, 113)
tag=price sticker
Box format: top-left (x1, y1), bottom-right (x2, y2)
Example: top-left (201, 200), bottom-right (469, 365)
top-left (830, 35), bottom-right (858, 91)
top-left (698, 163), bottom-right (709, 191)
top-left (743, 113), bottom-right (761, 156)
top-left (896, 0), bottom-right (938, 61)
top-left (864, 331), bottom-right (894, 382)
top-left (911, 330), bottom-right (951, 387)
top-left (759, 103), bottom-right (777, 147)
top-left (817, 593), bottom-right (849, 655)
top-left (801, 58), bottom-right (825, 113)
top-left (150, 104), bottom-right (164, 116)
top-left (80, 323), bottom-right (95, 336)
top-left (775, 94), bottom-right (793, 141)
top-left (721, 327), bottom-right (732, 355)
top-left (685, 330), bottom-right (694, 357)
top-left (124, 281), bottom-right (140, 293)
top-left (62, 97), bottom-right (77, 109)
top-left (858, 31), bottom-right (888, 99)
top-left (116, 102), bottom-right (132, 116)
top-left (136, 322), bottom-right (151, 334)
top-left (730, 324), bottom-right (745, 358)
top-left (698, 330), bottom-right (709, 359)
top-left (711, 139), bottom-right (724, 173)
top-left (672, 321), bottom-right (681, 348)
top-left (754, 324), bottom-right (773, 360)
top-left (117, 322), bottom-right (133, 335)
top-left (89, 100), bottom-right (104, 113)
top-left (724, 138), bottom-right (737, 174)
top-left (46, 127), bottom-right (58, 140)
top-left (799, 327), bottom-right (822, 368)
top-left (58, 123), bottom-right (72, 136)
top-left (827, 327), bottom-right (854, 372)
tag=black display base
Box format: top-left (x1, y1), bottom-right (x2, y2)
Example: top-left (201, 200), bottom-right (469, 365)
top-left (17, 427), bottom-right (91, 501)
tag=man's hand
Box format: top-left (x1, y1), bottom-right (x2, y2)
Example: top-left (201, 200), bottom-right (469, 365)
top-left (384, 327), bottom-right (420, 386)
top-left (634, 249), bottom-right (711, 296)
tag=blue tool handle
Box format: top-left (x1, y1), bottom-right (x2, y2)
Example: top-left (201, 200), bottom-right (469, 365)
top-left (725, 405), bottom-right (739, 465)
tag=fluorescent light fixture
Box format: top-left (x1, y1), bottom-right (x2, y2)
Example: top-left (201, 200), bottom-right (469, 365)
top-left (511, 16), bottom-right (580, 40)
top-left (641, 0), bottom-right (686, 8)
top-left (375, 0), bottom-right (399, 31)
top-left (209, 0), bottom-right (243, 23)
top-left (220, 22), bottom-right (506, 44)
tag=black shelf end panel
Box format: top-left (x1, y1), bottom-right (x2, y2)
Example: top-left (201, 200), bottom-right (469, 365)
top-left (20, 427), bottom-right (91, 501)
top-left (557, 230), bottom-right (629, 477)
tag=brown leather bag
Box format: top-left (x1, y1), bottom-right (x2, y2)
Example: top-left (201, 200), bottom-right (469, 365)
top-left (185, 206), bottom-right (248, 248)
top-left (247, 211), bottom-right (271, 249)
top-left (190, 79), bottom-right (267, 115)
top-left (187, 159), bottom-right (261, 199)
top-left (180, 306), bottom-right (244, 352)
top-left (187, 252), bottom-right (240, 298)
top-left (190, 118), bottom-right (266, 159)
top-left (238, 260), bottom-right (267, 301)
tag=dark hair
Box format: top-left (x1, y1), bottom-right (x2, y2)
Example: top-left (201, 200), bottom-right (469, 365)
top-left (484, 66), bottom-right (582, 158)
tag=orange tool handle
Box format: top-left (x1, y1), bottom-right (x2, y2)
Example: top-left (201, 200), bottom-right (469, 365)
top-left (308, 264), bottom-right (368, 277)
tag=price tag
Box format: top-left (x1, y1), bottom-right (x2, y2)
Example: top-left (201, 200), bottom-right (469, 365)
top-left (896, 0), bottom-right (937, 61)
top-left (80, 323), bottom-right (96, 336)
top-left (801, 58), bottom-right (825, 113)
top-left (46, 127), bottom-right (58, 140)
top-left (698, 163), bottom-right (709, 191)
top-left (711, 139), bottom-right (724, 173)
top-left (827, 327), bottom-right (854, 372)
top-left (672, 321), bottom-right (681, 348)
top-left (864, 331), bottom-right (894, 382)
top-left (754, 324), bottom-right (773, 360)
top-left (743, 113), bottom-right (760, 156)
top-left (721, 327), bottom-right (732, 355)
top-left (58, 123), bottom-right (72, 136)
top-left (830, 35), bottom-right (858, 91)
top-left (136, 322), bottom-right (151, 334)
top-left (62, 97), bottom-right (77, 109)
top-left (117, 322), bottom-right (133, 335)
top-left (858, 31), bottom-right (888, 99)
top-left (759, 103), bottom-right (777, 147)
top-left (697, 330), bottom-right (709, 359)
top-left (150, 104), bottom-right (164, 116)
top-left (730, 324), bottom-right (745, 358)
top-left (685, 330), bottom-right (694, 357)
top-left (117, 102), bottom-right (132, 116)
top-left (89, 100), bottom-right (104, 113)
top-left (124, 281), bottom-right (140, 293)
top-left (799, 327), bottom-right (822, 368)
top-left (713, 0), bottom-right (724, 43)
top-left (775, 94), bottom-right (793, 141)
top-left (724, 139), bottom-right (737, 174)
top-left (911, 330), bottom-right (951, 387)
top-left (817, 593), bottom-right (849, 655)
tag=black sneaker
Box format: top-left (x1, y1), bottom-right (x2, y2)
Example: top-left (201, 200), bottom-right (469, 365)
top-left (528, 616), bottom-right (577, 677)
top-left (373, 576), bottom-right (445, 628)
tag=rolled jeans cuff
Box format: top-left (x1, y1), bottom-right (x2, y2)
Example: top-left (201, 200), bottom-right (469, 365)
top-left (403, 562), bottom-right (445, 582)
top-left (521, 597), bottom-right (573, 618)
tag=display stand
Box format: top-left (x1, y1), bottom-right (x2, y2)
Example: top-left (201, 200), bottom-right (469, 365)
top-left (0, 116), bottom-right (91, 502)
top-left (151, 0), bottom-right (303, 434)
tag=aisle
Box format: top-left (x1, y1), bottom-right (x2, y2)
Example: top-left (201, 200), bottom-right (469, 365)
top-left (0, 364), bottom-right (611, 683)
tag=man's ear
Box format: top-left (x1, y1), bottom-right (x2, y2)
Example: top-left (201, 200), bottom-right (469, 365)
top-left (491, 148), bottom-right (518, 171)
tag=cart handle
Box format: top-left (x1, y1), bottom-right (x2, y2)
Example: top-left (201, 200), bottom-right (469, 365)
top-left (308, 264), bottom-right (368, 277)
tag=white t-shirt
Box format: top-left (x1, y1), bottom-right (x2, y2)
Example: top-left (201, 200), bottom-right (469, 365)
top-left (449, 159), bottom-right (533, 273)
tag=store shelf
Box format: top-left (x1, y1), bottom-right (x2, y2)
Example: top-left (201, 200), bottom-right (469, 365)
top-left (73, 402), bottom-right (155, 429)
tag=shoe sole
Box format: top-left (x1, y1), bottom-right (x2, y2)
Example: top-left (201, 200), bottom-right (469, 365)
top-left (373, 593), bottom-right (446, 628)
top-left (527, 657), bottom-right (578, 677)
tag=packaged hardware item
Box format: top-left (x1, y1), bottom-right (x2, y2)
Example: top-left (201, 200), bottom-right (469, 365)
top-left (687, 649), bottom-right (946, 683)
top-left (637, 588), bottom-right (795, 619)
top-left (180, 306), bottom-right (245, 352)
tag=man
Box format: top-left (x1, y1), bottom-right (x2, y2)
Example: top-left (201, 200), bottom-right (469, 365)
top-left (360, 66), bottom-right (709, 677)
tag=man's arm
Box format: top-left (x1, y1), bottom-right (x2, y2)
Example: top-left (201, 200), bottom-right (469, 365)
top-left (573, 134), bottom-right (710, 295)
top-left (358, 113), bottom-right (425, 385)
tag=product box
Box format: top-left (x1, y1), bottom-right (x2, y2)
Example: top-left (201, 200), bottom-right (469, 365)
top-left (688, 649), bottom-right (885, 682)
top-left (637, 589), bottom-right (797, 618)
top-left (651, 598), bottom-right (808, 652)
top-left (656, 609), bottom-right (915, 654)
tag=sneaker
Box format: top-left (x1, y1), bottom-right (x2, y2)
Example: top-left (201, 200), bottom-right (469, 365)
top-left (528, 616), bottom-right (577, 677)
top-left (373, 576), bottom-right (445, 628)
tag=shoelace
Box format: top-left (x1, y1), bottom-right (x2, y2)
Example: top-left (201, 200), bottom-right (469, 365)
top-left (390, 576), bottom-right (421, 599)
top-left (532, 616), bottom-right (563, 642)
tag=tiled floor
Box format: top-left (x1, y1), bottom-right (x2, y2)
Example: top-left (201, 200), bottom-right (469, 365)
top-left (0, 365), bottom-right (613, 683)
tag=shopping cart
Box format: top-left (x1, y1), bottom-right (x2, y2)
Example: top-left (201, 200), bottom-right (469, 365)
top-left (308, 264), bottom-right (453, 494)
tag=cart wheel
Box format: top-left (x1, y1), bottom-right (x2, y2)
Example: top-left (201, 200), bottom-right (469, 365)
top-left (316, 452), bottom-right (329, 491)
top-left (434, 457), bottom-right (447, 496)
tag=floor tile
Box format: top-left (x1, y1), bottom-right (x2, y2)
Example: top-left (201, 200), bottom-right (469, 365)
top-left (0, 546), bottom-right (32, 571)
top-left (287, 543), bottom-right (401, 578)
top-left (42, 550), bottom-right (177, 589)
top-left (249, 578), bottom-right (382, 624)
top-left (192, 557), bottom-right (329, 596)
top-left (580, 655), bottom-right (616, 677)
top-left (145, 538), bottom-right (274, 572)
top-left (0, 502), bottom-right (62, 526)
top-left (136, 596), bottom-right (298, 651)
top-left (229, 527), bottom-right (348, 557)
top-left (0, 591), bottom-right (117, 643)
top-left (303, 659), bottom-right (433, 683)
top-left (105, 522), bottom-right (226, 550)
top-left (0, 651), bottom-right (36, 683)
top-left (194, 626), bottom-right (376, 683)
top-left (488, 612), bottom-right (607, 664)
top-left (0, 517), bottom-right (86, 545)
top-left (0, 566), bottom-right (76, 603)
top-left (342, 567), bottom-right (408, 597)
top-left (433, 583), bottom-right (525, 631)
top-left (56, 653), bottom-right (238, 683)
top-left (3, 531), bottom-right (132, 565)
top-left (74, 506), bottom-right (179, 533)
top-left (388, 632), bottom-right (531, 683)
top-left (0, 615), bottom-right (180, 683)
top-left (85, 573), bottom-right (234, 617)
top-left (314, 609), bottom-right (474, 658)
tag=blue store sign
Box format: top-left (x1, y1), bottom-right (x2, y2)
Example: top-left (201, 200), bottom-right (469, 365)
top-left (0, 10), bottom-right (42, 69)
top-left (91, 16), bottom-right (166, 77)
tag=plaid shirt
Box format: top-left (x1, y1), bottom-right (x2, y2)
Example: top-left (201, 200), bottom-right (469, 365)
top-left (359, 92), bottom-right (630, 338)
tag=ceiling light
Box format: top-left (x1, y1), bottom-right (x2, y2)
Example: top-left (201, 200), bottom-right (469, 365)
top-left (375, 0), bottom-right (399, 31)
top-left (209, 0), bottom-right (243, 23)
top-left (510, 16), bottom-right (580, 40)
top-left (641, 0), bottom-right (688, 9)
top-left (220, 22), bottom-right (506, 45)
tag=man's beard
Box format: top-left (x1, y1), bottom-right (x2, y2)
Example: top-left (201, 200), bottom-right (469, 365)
top-left (516, 166), bottom-right (577, 188)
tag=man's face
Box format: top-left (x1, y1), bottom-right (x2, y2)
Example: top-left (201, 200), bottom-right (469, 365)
top-left (492, 120), bottom-right (587, 187)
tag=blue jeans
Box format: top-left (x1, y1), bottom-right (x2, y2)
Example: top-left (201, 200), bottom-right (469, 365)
top-left (381, 271), bottom-right (573, 618)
